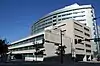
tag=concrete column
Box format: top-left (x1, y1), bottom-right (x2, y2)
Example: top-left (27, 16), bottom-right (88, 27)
top-left (88, 55), bottom-right (91, 61)
top-left (83, 55), bottom-right (87, 61)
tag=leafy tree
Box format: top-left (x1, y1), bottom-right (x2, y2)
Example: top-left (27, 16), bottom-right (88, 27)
top-left (0, 39), bottom-right (8, 62)
top-left (0, 39), bottom-right (8, 54)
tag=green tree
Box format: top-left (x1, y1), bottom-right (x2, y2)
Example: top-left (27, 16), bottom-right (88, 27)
top-left (0, 39), bottom-right (8, 62)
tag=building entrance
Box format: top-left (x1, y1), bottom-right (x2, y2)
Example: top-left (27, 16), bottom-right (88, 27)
top-left (14, 54), bottom-right (23, 59)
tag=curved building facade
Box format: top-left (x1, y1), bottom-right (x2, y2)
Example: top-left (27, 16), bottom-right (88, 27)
top-left (31, 3), bottom-right (95, 38)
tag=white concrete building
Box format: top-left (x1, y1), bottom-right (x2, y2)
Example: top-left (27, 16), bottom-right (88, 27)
top-left (31, 3), bottom-right (96, 57)
top-left (44, 19), bottom-right (92, 61)
top-left (8, 19), bottom-right (92, 61)
top-left (31, 3), bottom-right (95, 39)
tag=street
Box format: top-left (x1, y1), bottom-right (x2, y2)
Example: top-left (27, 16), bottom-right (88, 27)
top-left (0, 61), bottom-right (100, 66)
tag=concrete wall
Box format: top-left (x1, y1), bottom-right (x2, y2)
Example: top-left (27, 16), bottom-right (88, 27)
top-left (44, 20), bottom-right (92, 59)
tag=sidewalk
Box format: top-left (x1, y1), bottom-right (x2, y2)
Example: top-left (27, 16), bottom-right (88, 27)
top-left (79, 61), bottom-right (100, 63)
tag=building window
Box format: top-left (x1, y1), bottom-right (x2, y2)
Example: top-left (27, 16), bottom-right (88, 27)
top-left (73, 11), bottom-right (85, 14)
top-left (61, 14), bottom-right (66, 16)
top-left (58, 24), bottom-right (66, 28)
top-left (62, 14), bottom-right (67, 16)
top-left (85, 44), bottom-right (91, 47)
top-left (74, 28), bottom-right (83, 33)
top-left (76, 48), bottom-right (84, 50)
top-left (80, 43), bottom-right (84, 45)
top-left (58, 15), bottom-right (61, 17)
top-left (62, 17), bottom-right (72, 20)
top-left (46, 18), bottom-right (52, 21)
top-left (67, 17), bottom-right (72, 19)
top-left (91, 10), bottom-right (93, 13)
top-left (84, 33), bottom-right (90, 37)
top-left (85, 38), bottom-right (90, 42)
top-left (93, 23), bottom-right (95, 26)
top-left (75, 35), bottom-right (83, 39)
top-left (67, 13), bottom-right (72, 15)
top-left (84, 27), bottom-right (89, 31)
top-left (73, 12), bottom-right (80, 14)
top-left (62, 18), bottom-right (67, 20)
top-left (81, 11), bottom-right (85, 13)
top-left (91, 14), bottom-right (94, 17)
top-left (53, 20), bottom-right (56, 22)
top-left (73, 15), bottom-right (85, 18)
top-left (86, 50), bottom-right (91, 52)
top-left (58, 19), bottom-right (61, 21)
top-left (53, 16), bottom-right (56, 18)
top-left (48, 21), bottom-right (52, 24)
top-left (62, 13), bottom-right (72, 16)
top-left (74, 22), bottom-right (82, 27)
top-left (94, 32), bottom-right (96, 35)
top-left (77, 19), bottom-right (86, 21)
top-left (53, 23), bottom-right (56, 25)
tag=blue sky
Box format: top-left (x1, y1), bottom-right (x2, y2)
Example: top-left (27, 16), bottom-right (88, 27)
top-left (0, 0), bottom-right (100, 43)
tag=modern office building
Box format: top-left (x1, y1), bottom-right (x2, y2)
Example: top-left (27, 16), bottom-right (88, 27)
top-left (31, 3), bottom-right (96, 39)
top-left (8, 19), bottom-right (92, 61)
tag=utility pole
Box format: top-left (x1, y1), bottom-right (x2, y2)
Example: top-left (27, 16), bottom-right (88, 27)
top-left (60, 30), bottom-right (63, 64)
top-left (45, 28), bottom-right (66, 64)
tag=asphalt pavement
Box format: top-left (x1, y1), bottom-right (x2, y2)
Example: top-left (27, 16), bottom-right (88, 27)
top-left (0, 61), bottom-right (100, 66)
